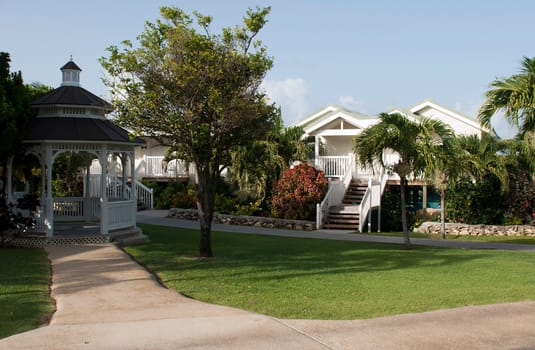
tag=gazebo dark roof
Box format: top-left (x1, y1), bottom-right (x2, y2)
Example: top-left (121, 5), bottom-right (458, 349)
top-left (25, 117), bottom-right (143, 144)
top-left (31, 85), bottom-right (112, 110)
top-left (25, 60), bottom-right (142, 145)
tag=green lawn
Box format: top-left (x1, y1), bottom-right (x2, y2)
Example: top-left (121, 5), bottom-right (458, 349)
top-left (127, 224), bottom-right (535, 320)
top-left (0, 248), bottom-right (54, 339)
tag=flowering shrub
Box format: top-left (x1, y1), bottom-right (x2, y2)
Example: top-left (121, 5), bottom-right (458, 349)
top-left (171, 187), bottom-right (197, 209)
top-left (271, 163), bottom-right (328, 221)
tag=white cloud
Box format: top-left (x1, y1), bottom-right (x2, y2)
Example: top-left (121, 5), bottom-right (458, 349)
top-left (262, 78), bottom-right (309, 125)
top-left (338, 95), bottom-right (363, 111)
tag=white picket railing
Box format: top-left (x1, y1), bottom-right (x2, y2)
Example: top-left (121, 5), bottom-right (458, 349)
top-left (107, 200), bottom-right (136, 231)
top-left (316, 156), bottom-right (354, 229)
top-left (315, 155), bottom-right (353, 178)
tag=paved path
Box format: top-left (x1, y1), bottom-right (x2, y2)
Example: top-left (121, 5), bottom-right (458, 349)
top-left (1, 210), bottom-right (535, 349)
top-left (137, 209), bottom-right (535, 251)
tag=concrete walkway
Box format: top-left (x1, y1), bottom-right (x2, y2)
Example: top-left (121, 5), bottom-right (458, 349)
top-left (1, 210), bottom-right (535, 349)
top-left (137, 209), bottom-right (535, 251)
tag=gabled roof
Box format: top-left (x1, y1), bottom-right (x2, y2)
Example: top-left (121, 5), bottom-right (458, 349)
top-left (408, 99), bottom-right (485, 131)
top-left (31, 85), bottom-right (112, 110)
top-left (295, 105), bottom-right (376, 135)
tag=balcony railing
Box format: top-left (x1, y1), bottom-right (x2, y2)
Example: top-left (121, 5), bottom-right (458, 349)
top-left (144, 156), bottom-right (189, 178)
top-left (315, 155), bottom-right (353, 178)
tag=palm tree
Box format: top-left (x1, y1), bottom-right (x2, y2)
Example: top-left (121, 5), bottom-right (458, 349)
top-left (457, 134), bottom-right (508, 188)
top-left (425, 130), bottom-right (459, 239)
top-left (479, 56), bottom-right (535, 136)
top-left (354, 113), bottom-right (451, 249)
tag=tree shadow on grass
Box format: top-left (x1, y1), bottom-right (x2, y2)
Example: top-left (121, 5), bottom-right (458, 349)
top-left (134, 224), bottom-right (496, 284)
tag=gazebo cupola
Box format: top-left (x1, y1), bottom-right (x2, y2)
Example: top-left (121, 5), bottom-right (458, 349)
top-left (60, 59), bottom-right (81, 87)
top-left (8, 59), bottom-right (144, 238)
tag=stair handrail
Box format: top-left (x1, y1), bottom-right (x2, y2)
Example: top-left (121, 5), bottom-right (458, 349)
top-left (316, 155), bottom-right (354, 229)
top-left (358, 178), bottom-right (372, 232)
top-left (358, 168), bottom-right (388, 232)
top-left (135, 180), bottom-right (154, 209)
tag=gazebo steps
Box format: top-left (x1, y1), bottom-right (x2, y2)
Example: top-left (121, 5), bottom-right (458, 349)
top-left (109, 227), bottom-right (150, 246)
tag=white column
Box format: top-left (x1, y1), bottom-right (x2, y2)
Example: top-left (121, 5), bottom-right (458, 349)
top-left (99, 148), bottom-right (109, 235)
top-left (130, 152), bottom-right (137, 228)
top-left (314, 135), bottom-right (320, 168)
top-left (422, 185), bottom-right (428, 210)
top-left (121, 154), bottom-right (127, 199)
top-left (84, 163), bottom-right (91, 221)
top-left (45, 147), bottom-right (54, 237)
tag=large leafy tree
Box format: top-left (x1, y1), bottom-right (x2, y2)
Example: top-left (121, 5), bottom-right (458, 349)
top-left (0, 52), bottom-right (51, 205)
top-left (354, 113), bottom-right (451, 249)
top-left (100, 7), bottom-right (279, 257)
top-left (479, 56), bottom-right (535, 136)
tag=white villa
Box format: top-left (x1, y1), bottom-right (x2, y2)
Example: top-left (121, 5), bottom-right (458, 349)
top-left (295, 100), bottom-right (488, 230)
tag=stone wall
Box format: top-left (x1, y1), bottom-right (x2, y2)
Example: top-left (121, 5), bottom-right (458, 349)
top-left (168, 208), bottom-right (316, 231)
top-left (415, 222), bottom-right (535, 236)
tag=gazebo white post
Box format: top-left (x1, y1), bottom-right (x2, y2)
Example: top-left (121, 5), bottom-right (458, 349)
top-left (44, 147), bottom-right (54, 237)
top-left (129, 151), bottom-right (137, 227)
top-left (6, 156), bottom-right (14, 207)
top-left (38, 156), bottom-right (46, 231)
top-left (99, 147), bottom-right (109, 235)
top-left (120, 153), bottom-right (127, 199)
top-left (84, 162), bottom-right (91, 222)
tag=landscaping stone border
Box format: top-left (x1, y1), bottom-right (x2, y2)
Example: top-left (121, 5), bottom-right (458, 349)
top-left (415, 222), bottom-right (535, 236)
top-left (168, 208), bottom-right (316, 231)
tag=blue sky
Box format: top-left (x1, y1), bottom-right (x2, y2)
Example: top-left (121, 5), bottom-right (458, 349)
top-left (2, 0), bottom-right (533, 137)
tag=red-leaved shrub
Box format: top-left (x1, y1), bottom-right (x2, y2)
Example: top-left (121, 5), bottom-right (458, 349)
top-left (271, 163), bottom-right (328, 221)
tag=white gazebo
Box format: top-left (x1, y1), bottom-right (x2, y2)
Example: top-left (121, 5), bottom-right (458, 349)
top-left (6, 60), bottom-right (145, 240)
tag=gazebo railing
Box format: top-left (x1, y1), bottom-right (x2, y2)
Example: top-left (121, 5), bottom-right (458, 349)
top-left (53, 197), bottom-right (83, 219)
top-left (53, 197), bottom-right (100, 222)
top-left (107, 199), bottom-right (136, 231)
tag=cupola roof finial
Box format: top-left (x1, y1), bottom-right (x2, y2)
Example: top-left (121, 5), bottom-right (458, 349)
top-left (60, 58), bottom-right (82, 87)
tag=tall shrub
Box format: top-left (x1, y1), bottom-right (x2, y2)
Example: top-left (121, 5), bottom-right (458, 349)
top-left (271, 164), bottom-right (328, 221)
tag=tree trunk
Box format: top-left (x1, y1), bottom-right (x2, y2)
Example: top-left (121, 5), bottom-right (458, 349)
top-left (440, 189), bottom-right (446, 240)
top-left (196, 166), bottom-right (216, 257)
top-left (399, 177), bottom-right (411, 249)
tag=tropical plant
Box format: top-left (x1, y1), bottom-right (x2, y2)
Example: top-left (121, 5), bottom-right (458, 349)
top-left (457, 134), bottom-right (508, 189)
top-left (446, 134), bottom-right (510, 225)
top-left (354, 113), bottom-right (452, 249)
top-left (229, 124), bottom-right (310, 205)
top-left (271, 163), bottom-right (328, 221)
top-left (501, 136), bottom-right (535, 224)
top-left (101, 6), bottom-right (278, 257)
top-left (479, 56), bottom-right (535, 136)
